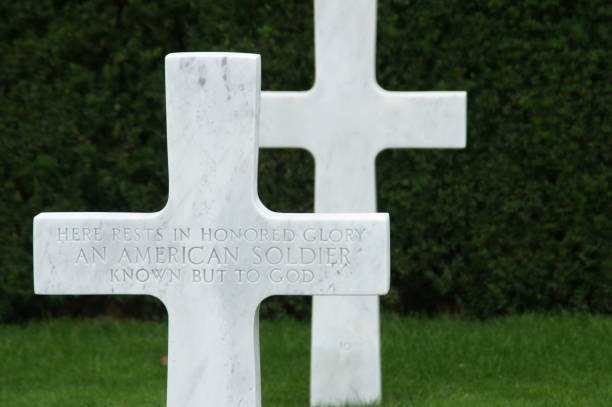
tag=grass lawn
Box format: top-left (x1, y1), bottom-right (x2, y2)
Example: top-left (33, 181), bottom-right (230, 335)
top-left (1, 313), bottom-right (612, 406)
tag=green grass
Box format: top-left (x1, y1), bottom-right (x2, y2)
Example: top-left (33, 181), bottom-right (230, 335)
top-left (1, 313), bottom-right (612, 406)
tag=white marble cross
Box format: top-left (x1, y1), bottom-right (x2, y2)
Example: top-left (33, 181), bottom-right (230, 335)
top-left (260, 0), bottom-right (466, 404)
top-left (33, 53), bottom-right (390, 407)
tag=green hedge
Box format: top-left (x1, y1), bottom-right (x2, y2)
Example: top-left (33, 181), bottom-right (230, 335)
top-left (1, 0), bottom-right (610, 321)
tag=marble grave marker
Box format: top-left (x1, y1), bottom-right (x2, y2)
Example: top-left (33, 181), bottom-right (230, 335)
top-left (33, 53), bottom-right (390, 407)
top-left (260, 0), bottom-right (467, 405)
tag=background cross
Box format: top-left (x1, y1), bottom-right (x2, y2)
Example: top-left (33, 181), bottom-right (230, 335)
top-left (260, 0), bottom-right (466, 404)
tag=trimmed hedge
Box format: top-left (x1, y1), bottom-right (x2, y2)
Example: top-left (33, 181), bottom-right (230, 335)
top-left (1, 0), bottom-right (610, 321)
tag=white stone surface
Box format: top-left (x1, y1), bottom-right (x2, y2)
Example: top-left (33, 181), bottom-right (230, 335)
top-left (260, 0), bottom-right (467, 405)
top-left (33, 53), bottom-right (390, 407)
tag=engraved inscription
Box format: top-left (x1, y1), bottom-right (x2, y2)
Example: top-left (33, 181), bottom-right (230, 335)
top-left (56, 225), bottom-right (367, 286)
top-left (110, 267), bottom-right (182, 283)
top-left (58, 227), bottom-right (103, 241)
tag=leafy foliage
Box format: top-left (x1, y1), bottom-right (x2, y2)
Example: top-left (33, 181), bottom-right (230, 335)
top-left (0, 0), bottom-right (610, 321)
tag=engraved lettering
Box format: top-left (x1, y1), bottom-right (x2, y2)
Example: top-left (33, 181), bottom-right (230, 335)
top-left (214, 228), bottom-right (228, 241)
top-left (247, 268), bottom-right (260, 283)
top-left (303, 229), bottom-right (314, 242)
top-left (58, 227), bottom-right (68, 241)
top-left (199, 228), bottom-right (296, 242)
top-left (174, 227), bottom-right (191, 240)
top-left (188, 246), bottom-right (204, 265)
top-left (235, 268), bottom-right (260, 283)
top-left (329, 229), bottom-right (342, 242)
top-left (269, 268), bottom-right (314, 284)
top-left (93, 246), bottom-right (106, 262)
top-left (136, 268), bottom-right (149, 282)
top-left (123, 268), bottom-right (133, 280)
top-left (119, 247), bottom-right (132, 262)
top-left (355, 228), bottom-right (365, 241)
top-left (74, 247), bottom-right (106, 264)
top-left (250, 246), bottom-right (349, 266)
top-left (224, 247), bottom-right (239, 264)
top-left (156, 247), bottom-right (166, 263)
top-left (58, 227), bottom-right (103, 241)
top-left (303, 228), bottom-right (365, 242)
top-left (207, 248), bottom-right (221, 264)
top-left (116, 246), bottom-right (239, 265)
top-left (340, 247), bottom-right (350, 265)
top-left (112, 228), bottom-right (163, 241)
top-left (326, 247), bottom-right (336, 264)
top-left (109, 267), bottom-right (181, 283)
top-left (110, 268), bottom-right (121, 282)
top-left (150, 268), bottom-right (166, 281)
top-left (244, 228), bottom-right (258, 241)
top-left (270, 268), bottom-right (282, 283)
top-left (303, 269), bottom-right (314, 283)
top-left (135, 247), bottom-right (150, 263)
top-left (252, 246), bottom-right (263, 264)
top-left (193, 268), bottom-right (209, 282)
top-left (201, 228), bottom-right (212, 240)
top-left (192, 268), bottom-right (226, 283)
top-left (63, 225), bottom-right (362, 287)
top-left (265, 247), bottom-right (282, 264)
top-left (286, 269), bottom-right (299, 283)
top-left (75, 248), bottom-right (88, 264)
top-left (301, 248), bottom-right (316, 264)
top-left (229, 229), bottom-right (242, 240)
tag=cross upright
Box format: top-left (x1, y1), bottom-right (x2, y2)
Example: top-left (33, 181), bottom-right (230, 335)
top-left (33, 53), bottom-right (390, 407)
top-left (260, 0), bottom-right (466, 405)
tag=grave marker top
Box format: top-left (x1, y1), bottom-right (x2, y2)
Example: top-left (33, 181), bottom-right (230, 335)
top-left (34, 53), bottom-right (390, 407)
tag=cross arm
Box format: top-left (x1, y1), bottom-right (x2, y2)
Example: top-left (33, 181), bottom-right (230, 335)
top-left (372, 89), bottom-right (467, 151)
top-left (259, 90), bottom-right (319, 152)
top-left (260, 89), bottom-right (466, 155)
top-left (34, 209), bottom-right (390, 300)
